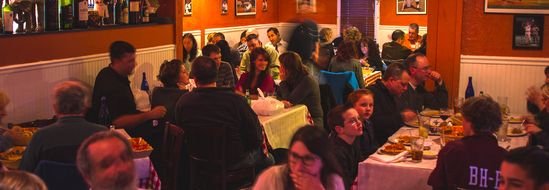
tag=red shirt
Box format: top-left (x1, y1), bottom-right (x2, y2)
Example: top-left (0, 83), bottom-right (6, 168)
top-left (236, 72), bottom-right (275, 95)
top-left (428, 132), bottom-right (507, 190)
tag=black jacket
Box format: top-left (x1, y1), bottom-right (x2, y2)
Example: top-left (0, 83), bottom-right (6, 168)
top-left (367, 80), bottom-right (404, 144)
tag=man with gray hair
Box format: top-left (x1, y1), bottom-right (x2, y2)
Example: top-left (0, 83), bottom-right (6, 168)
top-left (19, 80), bottom-right (106, 172)
top-left (77, 131), bottom-right (137, 190)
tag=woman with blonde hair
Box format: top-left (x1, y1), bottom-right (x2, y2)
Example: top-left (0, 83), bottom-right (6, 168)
top-left (0, 91), bottom-right (13, 152)
top-left (0, 170), bottom-right (47, 190)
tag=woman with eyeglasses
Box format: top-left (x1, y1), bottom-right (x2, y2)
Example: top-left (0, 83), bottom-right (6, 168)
top-left (253, 126), bottom-right (344, 190)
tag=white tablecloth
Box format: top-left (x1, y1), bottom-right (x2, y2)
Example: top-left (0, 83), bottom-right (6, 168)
top-left (357, 124), bottom-right (528, 190)
top-left (258, 105), bottom-right (310, 149)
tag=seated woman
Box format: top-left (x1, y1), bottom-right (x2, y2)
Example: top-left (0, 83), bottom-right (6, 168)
top-left (347, 89), bottom-right (378, 158)
top-left (359, 37), bottom-right (384, 72)
top-left (236, 48), bottom-right (275, 96)
top-left (152, 59), bottom-right (190, 124)
top-left (328, 41), bottom-right (365, 89)
top-left (253, 126), bottom-right (344, 190)
top-left (0, 91), bottom-right (13, 152)
top-left (524, 86), bottom-right (549, 148)
top-left (183, 33), bottom-right (202, 72)
top-left (428, 96), bottom-right (507, 190)
top-left (277, 51), bottom-right (323, 129)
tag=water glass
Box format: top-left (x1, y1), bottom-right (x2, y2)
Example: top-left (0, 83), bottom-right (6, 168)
top-left (497, 96), bottom-right (510, 116)
top-left (453, 97), bottom-right (464, 114)
top-left (410, 137), bottom-right (425, 162)
top-left (496, 121), bottom-right (509, 142)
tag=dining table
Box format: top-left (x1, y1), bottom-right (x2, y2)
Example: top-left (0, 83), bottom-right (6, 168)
top-left (356, 120), bottom-right (528, 190)
top-left (257, 104), bottom-right (311, 149)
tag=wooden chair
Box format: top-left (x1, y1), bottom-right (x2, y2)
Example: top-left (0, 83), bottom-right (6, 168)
top-left (161, 122), bottom-right (185, 190)
top-left (185, 124), bottom-right (256, 190)
top-left (34, 160), bottom-right (88, 190)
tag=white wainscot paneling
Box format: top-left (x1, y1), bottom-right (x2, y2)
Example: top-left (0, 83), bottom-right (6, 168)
top-left (0, 45), bottom-right (176, 123)
top-left (377, 25), bottom-right (427, 50)
top-left (459, 55), bottom-right (549, 115)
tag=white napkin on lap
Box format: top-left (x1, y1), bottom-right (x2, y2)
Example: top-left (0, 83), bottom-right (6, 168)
top-left (370, 150), bottom-right (408, 163)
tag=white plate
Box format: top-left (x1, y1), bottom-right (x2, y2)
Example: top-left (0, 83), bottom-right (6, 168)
top-left (507, 128), bottom-right (527, 137)
top-left (423, 151), bottom-right (437, 159)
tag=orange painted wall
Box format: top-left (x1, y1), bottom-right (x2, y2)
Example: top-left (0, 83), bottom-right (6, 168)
top-left (461, 0), bottom-right (549, 57)
top-left (278, 0), bottom-right (337, 24)
top-left (182, 0), bottom-right (279, 31)
top-left (380, 0), bottom-right (427, 26)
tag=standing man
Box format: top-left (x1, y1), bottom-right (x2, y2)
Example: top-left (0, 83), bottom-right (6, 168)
top-left (239, 34), bottom-right (280, 79)
top-left (265, 27), bottom-right (288, 53)
top-left (20, 80), bottom-right (106, 172)
top-left (367, 63), bottom-right (414, 144)
top-left (202, 44), bottom-right (235, 88)
top-left (400, 53), bottom-right (448, 112)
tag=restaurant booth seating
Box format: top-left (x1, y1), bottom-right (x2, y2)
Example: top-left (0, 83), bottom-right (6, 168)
top-left (34, 160), bottom-right (88, 190)
top-left (185, 124), bottom-right (256, 190)
top-left (161, 122), bottom-right (185, 190)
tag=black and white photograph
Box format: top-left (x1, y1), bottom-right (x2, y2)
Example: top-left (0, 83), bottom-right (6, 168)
top-left (236, 0), bottom-right (256, 16)
top-left (513, 15), bottom-right (544, 50)
top-left (184, 0), bottom-right (192, 15)
top-left (222, 0), bottom-right (229, 14)
top-left (297, 0), bottom-right (316, 13)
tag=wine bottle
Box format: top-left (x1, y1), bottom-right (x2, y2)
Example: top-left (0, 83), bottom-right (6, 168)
top-left (141, 0), bottom-right (148, 23)
top-left (3, 0), bottom-right (13, 34)
top-left (465, 76), bottom-right (475, 99)
top-left (0, 1), bottom-right (3, 34)
top-left (114, 0), bottom-right (121, 24)
top-left (105, 0), bottom-right (113, 24)
top-left (45, 0), bottom-right (59, 31)
top-left (121, 0), bottom-right (128, 24)
top-left (74, 0), bottom-right (88, 28)
top-left (245, 89), bottom-right (251, 105)
top-left (128, 0), bottom-right (139, 24)
top-left (140, 72), bottom-right (150, 96)
top-left (60, 0), bottom-right (73, 30)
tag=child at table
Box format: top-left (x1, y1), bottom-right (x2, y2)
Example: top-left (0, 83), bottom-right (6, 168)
top-left (347, 89), bottom-right (378, 158)
top-left (428, 96), bottom-right (506, 190)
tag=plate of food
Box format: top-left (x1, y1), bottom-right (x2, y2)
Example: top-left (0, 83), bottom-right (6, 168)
top-left (507, 127), bottom-right (527, 137)
top-left (388, 135), bottom-right (412, 145)
top-left (420, 110), bottom-right (441, 118)
top-left (423, 150), bottom-right (437, 159)
top-left (379, 143), bottom-right (407, 155)
top-left (404, 119), bottom-right (421, 128)
top-left (129, 138), bottom-right (154, 158)
top-left (508, 116), bottom-right (524, 124)
top-left (0, 146), bottom-right (26, 169)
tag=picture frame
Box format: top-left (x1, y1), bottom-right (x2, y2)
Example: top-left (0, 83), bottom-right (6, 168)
top-left (222, 0), bottom-right (228, 15)
top-left (262, 0), bottom-right (267, 12)
top-left (513, 15), bottom-right (544, 50)
top-left (396, 0), bottom-right (427, 15)
top-left (485, 0), bottom-right (549, 14)
top-left (184, 0), bottom-right (192, 16)
top-left (297, 0), bottom-right (316, 13)
top-left (236, 0), bottom-right (256, 16)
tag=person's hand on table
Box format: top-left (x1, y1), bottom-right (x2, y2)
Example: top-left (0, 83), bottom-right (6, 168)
top-left (282, 100), bottom-right (293, 108)
top-left (401, 110), bottom-right (417, 122)
top-left (290, 171), bottom-right (325, 190)
top-left (148, 106), bottom-right (167, 119)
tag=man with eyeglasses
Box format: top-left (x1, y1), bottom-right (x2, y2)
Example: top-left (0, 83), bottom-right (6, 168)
top-left (368, 63), bottom-right (413, 144)
top-left (328, 105), bottom-right (364, 190)
top-left (400, 53), bottom-right (448, 113)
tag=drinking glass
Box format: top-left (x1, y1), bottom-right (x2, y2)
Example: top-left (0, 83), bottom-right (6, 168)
top-left (453, 97), bottom-right (464, 114)
top-left (497, 96), bottom-right (510, 116)
top-left (496, 121), bottom-right (509, 142)
top-left (410, 137), bottom-right (425, 162)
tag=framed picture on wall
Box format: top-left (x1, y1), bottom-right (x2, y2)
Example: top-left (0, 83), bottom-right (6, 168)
top-left (485, 0), bottom-right (549, 14)
top-left (513, 15), bottom-right (544, 50)
top-left (297, 0), bottom-right (316, 13)
top-left (222, 0), bottom-right (228, 15)
top-left (184, 0), bottom-right (192, 16)
top-left (236, 0), bottom-right (256, 16)
top-left (262, 0), bottom-right (267, 11)
top-left (396, 0), bottom-right (427, 15)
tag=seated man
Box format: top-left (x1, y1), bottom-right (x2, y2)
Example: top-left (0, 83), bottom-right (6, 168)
top-left (19, 80), bottom-right (106, 172)
top-left (202, 44), bottom-right (235, 88)
top-left (428, 96), bottom-right (507, 190)
top-left (400, 53), bottom-right (448, 112)
top-left (265, 27), bottom-right (288, 53)
top-left (402, 23), bottom-right (423, 51)
top-left (176, 56), bottom-right (272, 171)
top-left (328, 105), bottom-right (364, 190)
top-left (76, 131), bottom-right (137, 190)
top-left (239, 34), bottom-right (280, 79)
top-left (368, 63), bottom-right (414, 144)
top-left (499, 146), bottom-right (549, 190)
top-left (381, 30), bottom-right (412, 65)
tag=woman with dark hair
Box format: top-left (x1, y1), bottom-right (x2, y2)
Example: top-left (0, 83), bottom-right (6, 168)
top-left (215, 39), bottom-right (241, 81)
top-left (359, 37), bottom-right (384, 72)
top-left (253, 126), bottom-right (344, 190)
top-left (235, 47), bottom-right (275, 95)
top-left (183, 33), bottom-right (202, 72)
top-left (152, 59), bottom-right (190, 123)
top-left (287, 20), bottom-right (322, 79)
top-left (428, 96), bottom-right (507, 190)
top-left (278, 52), bottom-right (323, 129)
top-left (328, 41), bottom-right (365, 88)
top-left (414, 33), bottom-right (427, 56)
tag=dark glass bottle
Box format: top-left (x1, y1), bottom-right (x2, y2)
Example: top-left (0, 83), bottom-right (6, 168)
top-left (60, 0), bottom-right (73, 30)
top-left (98, 96), bottom-right (111, 126)
top-left (121, 0), bottom-right (128, 24)
top-left (74, 0), bottom-right (88, 28)
top-left (104, 0), bottom-right (113, 24)
top-left (128, 0), bottom-right (140, 24)
top-left (465, 76), bottom-right (475, 99)
top-left (3, 0), bottom-right (13, 34)
top-left (140, 72), bottom-right (150, 96)
top-left (0, 0), bottom-right (4, 34)
top-left (45, 0), bottom-right (59, 31)
top-left (114, 0), bottom-right (121, 24)
top-left (141, 0), bottom-right (148, 23)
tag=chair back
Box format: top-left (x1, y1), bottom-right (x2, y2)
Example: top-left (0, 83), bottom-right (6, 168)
top-left (34, 160), bottom-right (88, 190)
top-left (161, 122), bottom-right (185, 190)
top-left (185, 124), bottom-right (227, 189)
top-left (319, 70), bottom-right (359, 105)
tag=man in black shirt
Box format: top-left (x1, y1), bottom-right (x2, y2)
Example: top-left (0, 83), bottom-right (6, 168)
top-left (328, 105), bottom-right (364, 190)
top-left (382, 30), bottom-right (412, 65)
top-left (368, 63), bottom-right (414, 144)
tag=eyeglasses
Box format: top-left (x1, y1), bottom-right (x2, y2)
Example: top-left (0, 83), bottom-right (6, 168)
top-left (289, 152), bottom-right (319, 166)
top-left (345, 117), bottom-right (361, 126)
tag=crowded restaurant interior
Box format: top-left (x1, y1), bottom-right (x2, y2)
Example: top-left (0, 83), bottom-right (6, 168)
top-left (0, 0), bottom-right (549, 189)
